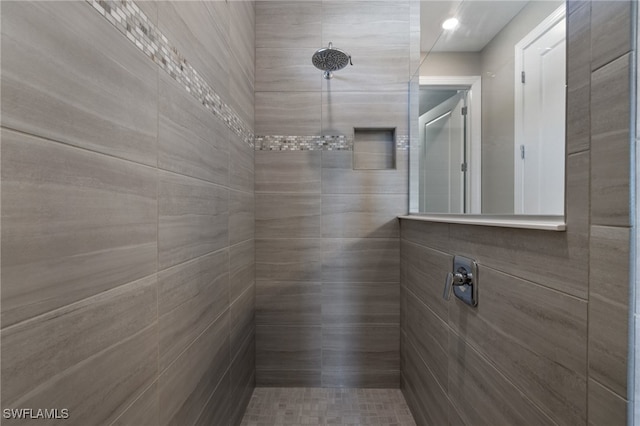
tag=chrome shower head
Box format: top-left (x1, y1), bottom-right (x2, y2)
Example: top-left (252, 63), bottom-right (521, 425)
top-left (311, 42), bottom-right (352, 79)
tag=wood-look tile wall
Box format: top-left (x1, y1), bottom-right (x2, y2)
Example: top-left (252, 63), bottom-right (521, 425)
top-left (254, 1), bottom-right (411, 388)
top-left (400, 1), bottom-right (636, 425)
top-left (1, 2), bottom-right (255, 425)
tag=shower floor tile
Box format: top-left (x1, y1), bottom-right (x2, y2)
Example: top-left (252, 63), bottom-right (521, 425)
top-left (239, 387), bottom-right (417, 426)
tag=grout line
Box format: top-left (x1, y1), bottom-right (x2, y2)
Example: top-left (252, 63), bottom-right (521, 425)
top-left (0, 125), bottom-right (159, 172)
top-left (1, 272), bottom-right (158, 333)
top-left (108, 378), bottom-right (158, 426)
top-left (590, 49), bottom-right (635, 74)
top-left (0, 125), bottom-right (247, 193)
top-left (404, 333), bottom-right (448, 401)
top-left (400, 237), bottom-right (590, 302)
top-left (447, 327), bottom-right (562, 426)
top-left (9, 323), bottom-right (157, 410)
top-left (155, 46), bottom-right (161, 423)
top-left (157, 167), bottom-right (235, 192)
top-left (158, 306), bottom-right (229, 378)
top-left (568, 147), bottom-right (591, 156)
top-left (590, 376), bottom-right (630, 402)
top-left (230, 274), bottom-right (255, 307)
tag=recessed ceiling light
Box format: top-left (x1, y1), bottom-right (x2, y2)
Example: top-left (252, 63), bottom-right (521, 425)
top-left (442, 17), bottom-right (459, 30)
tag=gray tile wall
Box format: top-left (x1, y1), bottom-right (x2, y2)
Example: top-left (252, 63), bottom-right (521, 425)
top-left (400, 1), bottom-right (636, 425)
top-left (254, 1), bottom-right (412, 388)
top-left (1, 1), bottom-right (255, 425)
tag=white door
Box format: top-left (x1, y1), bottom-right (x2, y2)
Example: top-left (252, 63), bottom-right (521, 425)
top-left (422, 93), bottom-right (466, 213)
top-left (515, 7), bottom-right (566, 215)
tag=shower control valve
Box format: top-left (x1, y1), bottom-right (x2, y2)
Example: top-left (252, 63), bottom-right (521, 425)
top-left (443, 269), bottom-right (472, 300)
top-left (442, 255), bottom-right (478, 307)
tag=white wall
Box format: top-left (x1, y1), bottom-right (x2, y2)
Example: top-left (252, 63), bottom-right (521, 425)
top-left (480, 0), bottom-right (563, 213)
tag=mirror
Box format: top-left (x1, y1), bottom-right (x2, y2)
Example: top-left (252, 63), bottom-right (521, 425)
top-left (409, 0), bottom-right (566, 215)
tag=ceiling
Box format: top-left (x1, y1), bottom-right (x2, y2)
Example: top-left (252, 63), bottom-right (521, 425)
top-left (420, 0), bottom-right (529, 53)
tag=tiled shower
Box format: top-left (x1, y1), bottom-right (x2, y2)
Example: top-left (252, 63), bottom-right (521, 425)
top-left (0, 1), bottom-right (637, 426)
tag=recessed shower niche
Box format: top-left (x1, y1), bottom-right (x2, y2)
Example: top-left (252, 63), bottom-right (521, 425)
top-left (352, 127), bottom-right (397, 170)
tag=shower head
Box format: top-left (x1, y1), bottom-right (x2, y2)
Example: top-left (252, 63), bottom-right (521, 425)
top-left (311, 42), bottom-right (352, 79)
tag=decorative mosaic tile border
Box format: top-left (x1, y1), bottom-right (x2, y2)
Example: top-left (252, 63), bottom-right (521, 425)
top-left (87, 0), bottom-right (255, 148)
top-left (88, 0), bottom-right (411, 153)
top-left (256, 134), bottom-right (410, 151)
top-left (255, 135), bottom-right (351, 151)
top-left (397, 135), bottom-right (409, 150)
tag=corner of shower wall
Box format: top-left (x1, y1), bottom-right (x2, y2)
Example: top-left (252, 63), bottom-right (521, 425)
top-left (629, 0), bottom-right (639, 422)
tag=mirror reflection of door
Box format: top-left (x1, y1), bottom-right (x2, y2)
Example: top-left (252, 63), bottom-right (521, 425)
top-left (420, 90), bottom-right (469, 213)
top-left (413, 0), bottom-right (567, 216)
top-left (515, 6), bottom-right (566, 215)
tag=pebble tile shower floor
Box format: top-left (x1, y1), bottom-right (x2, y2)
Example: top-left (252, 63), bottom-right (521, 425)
top-left (240, 387), bottom-right (417, 426)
